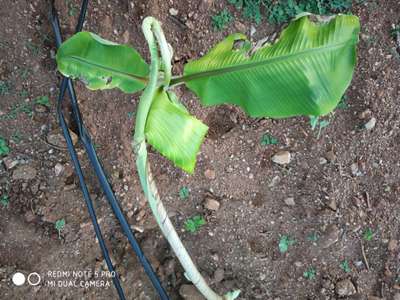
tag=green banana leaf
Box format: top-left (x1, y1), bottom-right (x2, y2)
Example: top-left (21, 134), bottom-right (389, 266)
top-left (145, 89), bottom-right (208, 173)
top-left (180, 15), bottom-right (360, 118)
top-left (56, 32), bottom-right (149, 93)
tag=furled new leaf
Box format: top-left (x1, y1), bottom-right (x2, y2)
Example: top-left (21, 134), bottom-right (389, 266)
top-left (181, 15), bottom-right (360, 118)
top-left (145, 89), bottom-right (208, 173)
top-left (56, 32), bottom-right (149, 93)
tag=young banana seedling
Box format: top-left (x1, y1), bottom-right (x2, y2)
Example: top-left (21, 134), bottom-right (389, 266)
top-left (56, 14), bottom-right (360, 300)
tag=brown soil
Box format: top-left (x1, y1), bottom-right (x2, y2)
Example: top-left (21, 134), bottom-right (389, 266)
top-left (1, 0), bottom-right (400, 299)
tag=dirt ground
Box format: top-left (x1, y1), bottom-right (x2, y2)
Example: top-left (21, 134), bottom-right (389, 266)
top-left (1, 0), bottom-right (400, 299)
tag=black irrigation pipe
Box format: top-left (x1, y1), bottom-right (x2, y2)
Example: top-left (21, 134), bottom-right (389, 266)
top-left (49, 1), bottom-right (169, 299)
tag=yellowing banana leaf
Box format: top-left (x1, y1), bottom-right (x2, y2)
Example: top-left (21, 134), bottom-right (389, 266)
top-left (145, 89), bottom-right (208, 173)
top-left (180, 15), bottom-right (360, 118)
top-left (56, 32), bottom-right (149, 93)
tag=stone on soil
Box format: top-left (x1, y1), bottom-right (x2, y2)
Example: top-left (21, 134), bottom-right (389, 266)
top-left (272, 151), bottom-right (291, 165)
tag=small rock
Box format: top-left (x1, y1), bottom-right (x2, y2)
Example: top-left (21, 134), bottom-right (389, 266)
top-left (169, 8), bottom-right (179, 16)
top-left (388, 239), bottom-right (398, 252)
top-left (234, 21), bottom-right (246, 33)
top-left (204, 169), bottom-right (216, 180)
top-left (319, 157), bottom-right (328, 165)
top-left (54, 163), bottom-right (64, 176)
top-left (351, 163), bottom-right (361, 176)
top-left (250, 25), bottom-right (256, 36)
top-left (12, 165), bottom-right (37, 181)
top-left (3, 157), bottom-right (18, 170)
top-left (359, 109), bottom-right (371, 119)
top-left (213, 268), bottom-right (224, 283)
top-left (204, 198), bottom-right (220, 211)
top-left (122, 30), bottom-right (130, 44)
top-left (336, 279), bottom-right (356, 297)
top-left (179, 284), bottom-right (205, 300)
top-left (364, 117), bottom-right (376, 130)
top-left (272, 151), bottom-right (291, 165)
top-left (320, 224), bottom-right (340, 248)
top-left (284, 197), bottom-right (295, 206)
top-left (327, 198), bottom-right (337, 211)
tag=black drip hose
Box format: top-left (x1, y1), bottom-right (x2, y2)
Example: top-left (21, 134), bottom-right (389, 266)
top-left (49, 1), bottom-right (169, 299)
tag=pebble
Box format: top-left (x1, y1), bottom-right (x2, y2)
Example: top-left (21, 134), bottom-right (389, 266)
top-left (364, 117), bottom-right (376, 130)
top-left (179, 284), bottom-right (205, 300)
top-left (319, 157), bottom-right (328, 165)
top-left (335, 279), bottom-right (356, 296)
top-left (327, 198), bottom-right (337, 211)
top-left (12, 164), bottom-right (37, 181)
top-left (3, 157), bottom-right (18, 170)
top-left (271, 151), bottom-right (291, 165)
top-left (213, 268), bottom-right (224, 283)
top-left (54, 163), bottom-right (64, 176)
top-left (284, 197), bottom-right (295, 206)
top-left (388, 239), bottom-right (398, 252)
top-left (204, 169), bottom-right (216, 180)
top-left (204, 198), bottom-right (220, 211)
top-left (319, 224), bottom-right (340, 248)
top-left (169, 8), bottom-right (178, 16)
top-left (351, 163), bottom-right (361, 176)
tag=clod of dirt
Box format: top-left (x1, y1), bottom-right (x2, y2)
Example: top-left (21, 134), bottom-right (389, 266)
top-left (272, 150), bottom-right (291, 165)
top-left (47, 130), bottom-right (78, 148)
top-left (12, 164), bottom-right (37, 181)
top-left (325, 150), bottom-right (336, 162)
top-left (204, 169), bottom-right (216, 180)
top-left (335, 279), bottom-right (356, 297)
top-left (204, 197), bottom-right (220, 211)
top-left (284, 197), bottom-right (295, 206)
top-left (213, 268), bottom-right (225, 283)
top-left (319, 224), bottom-right (340, 249)
top-left (364, 117), bottom-right (377, 130)
top-left (179, 284), bottom-right (205, 300)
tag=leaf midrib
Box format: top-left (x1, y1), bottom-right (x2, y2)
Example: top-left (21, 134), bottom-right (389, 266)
top-left (65, 55), bottom-right (149, 84)
top-left (172, 39), bottom-right (357, 85)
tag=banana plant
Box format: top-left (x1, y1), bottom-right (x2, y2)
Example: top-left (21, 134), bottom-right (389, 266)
top-left (56, 14), bottom-right (360, 300)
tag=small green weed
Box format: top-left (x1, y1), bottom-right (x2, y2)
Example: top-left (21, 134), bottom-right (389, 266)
top-left (19, 90), bottom-right (29, 99)
top-left (227, 0), bottom-right (354, 25)
top-left (278, 235), bottom-right (295, 253)
top-left (309, 116), bottom-right (330, 139)
top-left (26, 41), bottom-right (40, 56)
top-left (66, 0), bottom-right (78, 16)
top-left (0, 137), bottom-right (10, 156)
top-left (11, 131), bottom-right (22, 144)
top-left (212, 9), bottom-right (234, 30)
top-left (0, 194), bottom-right (9, 208)
top-left (184, 215), bottom-right (206, 233)
top-left (303, 267), bottom-right (316, 280)
top-left (363, 227), bottom-right (374, 241)
top-left (0, 80), bottom-right (10, 96)
top-left (307, 232), bottom-right (319, 242)
top-left (34, 95), bottom-right (51, 107)
top-left (179, 186), bottom-right (190, 200)
top-left (390, 25), bottom-right (400, 38)
top-left (340, 260), bottom-right (351, 273)
top-left (336, 95), bottom-right (349, 109)
top-left (55, 218), bottom-right (66, 239)
top-left (260, 133), bottom-right (278, 146)
top-left (1, 103), bottom-right (33, 120)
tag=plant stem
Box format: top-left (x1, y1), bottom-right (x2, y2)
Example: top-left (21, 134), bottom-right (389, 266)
top-left (132, 17), bottom-right (239, 300)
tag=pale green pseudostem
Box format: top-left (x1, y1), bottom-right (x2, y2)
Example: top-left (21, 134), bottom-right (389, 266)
top-left (132, 17), bottom-right (240, 300)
